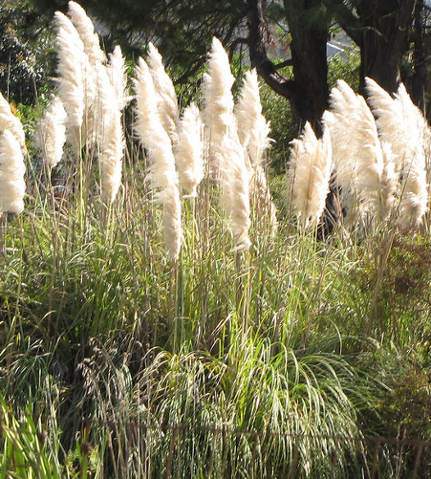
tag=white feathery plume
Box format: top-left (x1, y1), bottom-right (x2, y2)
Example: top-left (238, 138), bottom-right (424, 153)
top-left (289, 122), bottom-right (332, 225)
top-left (354, 95), bottom-right (384, 212)
top-left (175, 103), bottom-right (204, 197)
top-left (146, 42), bottom-right (179, 144)
top-left (324, 82), bottom-right (359, 196)
top-left (54, 11), bottom-right (85, 132)
top-left (365, 77), bottom-right (408, 176)
top-left (395, 84), bottom-right (428, 229)
top-left (203, 37), bottom-right (235, 176)
top-left (134, 57), bottom-right (182, 259)
top-left (67, 1), bottom-right (106, 148)
top-left (235, 69), bottom-right (272, 167)
top-left (68, 1), bottom-right (105, 66)
top-left (96, 64), bottom-right (123, 203)
top-left (0, 130), bottom-right (26, 214)
top-left (36, 96), bottom-right (67, 171)
top-left (203, 37), bottom-right (251, 249)
top-left (235, 69), bottom-right (277, 233)
top-left (0, 92), bottom-right (25, 150)
top-left (107, 45), bottom-right (130, 111)
top-left (325, 80), bottom-right (385, 218)
top-left (366, 77), bottom-right (428, 226)
top-left (219, 129), bottom-right (252, 250)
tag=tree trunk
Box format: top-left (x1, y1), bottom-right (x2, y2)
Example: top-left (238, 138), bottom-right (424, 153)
top-left (283, 0), bottom-right (329, 134)
top-left (247, 0), bottom-right (329, 134)
top-left (357, 0), bottom-right (416, 94)
top-left (411, 0), bottom-right (427, 112)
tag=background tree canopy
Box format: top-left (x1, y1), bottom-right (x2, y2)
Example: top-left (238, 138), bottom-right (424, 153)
top-left (3, 0), bottom-right (431, 133)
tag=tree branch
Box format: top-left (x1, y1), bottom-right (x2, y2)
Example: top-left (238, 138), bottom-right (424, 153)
top-left (246, 0), bottom-right (294, 98)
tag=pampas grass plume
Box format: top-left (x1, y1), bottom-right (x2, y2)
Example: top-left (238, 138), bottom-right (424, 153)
top-left (96, 64), bottom-right (124, 204)
top-left (146, 42), bottom-right (179, 143)
top-left (0, 130), bottom-right (26, 214)
top-left (289, 122), bottom-right (332, 225)
top-left (54, 11), bottom-right (85, 131)
top-left (203, 37), bottom-right (235, 175)
top-left (134, 57), bottom-right (182, 259)
top-left (36, 96), bottom-right (67, 171)
top-left (175, 103), bottom-right (204, 197)
top-left (107, 46), bottom-right (130, 111)
top-left (219, 131), bottom-right (252, 250)
top-left (0, 92), bottom-right (25, 150)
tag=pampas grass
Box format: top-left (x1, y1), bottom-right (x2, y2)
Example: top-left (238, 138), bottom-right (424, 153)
top-left (54, 11), bottom-right (85, 132)
top-left (366, 77), bottom-right (428, 228)
top-left (147, 42), bottom-right (179, 144)
top-left (235, 69), bottom-right (272, 168)
top-left (203, 38), bottom-right (251, 250)
top-left (0, 92), bottom-right (25, 150)
top-left (107, 46), bottom-right (129, 112)
top-left (36, 96), bottom-right (67, 173)
top-left (134, 57), bottom-right (182, 260)
top-left (219, 131), bottom-right (252, 251)
top-left (175, 103), bottom-right (204, 197)
top-left (325, 80), bottom-right (386, 220)
top-left (0, 130), bottom-right (26, 214)
top-left (289, 122), bottom-right (332, 225)
top-left (396, 84), bottom-right (428, 229)
top-left (203, 37), bottom-right (235, 177)
top-left (235, 69), bottom-right (277, 234)
top-left (96, 65), bottom-right (124, 204)
top-left (365, 77), bottom-right (407, 177)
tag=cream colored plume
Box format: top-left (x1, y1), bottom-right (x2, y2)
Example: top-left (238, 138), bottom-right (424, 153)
top-left (203, 37), bottom-right (235, 176)
top-left (202, 38), bottom-right (251, 249)
top-left (175, 103), bottom-right (204, 197)
top-left (107, 46), bottom-right (130, 111)
top-left (96, 64), bottom-right (123, 204)
top-left (396, 84), bottom-right (428, 229)
top-left (289, 122), bottom-right (332, 225)
top-left (235, 68), bottom-right (277, 233)
top-left (365, 77), bottom-right (408, 176)
top-left (325, 80), bottom-right (386, 217)
top-left (366, 78), bottom-right (428, 226)
top-left (235, 69), bottom-right (272, 167)
top-left (36, 96), bottom-right (67, 171)
top-left (134, 57), bottom-right (182, 259)
top-left (68, 1), bottom-right (105, 66)
top-left (146, 42), bottom-right (179, 144)
top-left (0, 130), bottom-right (26, 214)
top-left (219, 131), bottom-right (252, 251)
top-left (324, 82), bottom-right (358, 195)
top-left (54, 11), bottom-right (85, 131)
top-left (354, 96), bottom-right (384, 212)
top-left (0, 92), bottom-right (25, 150)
